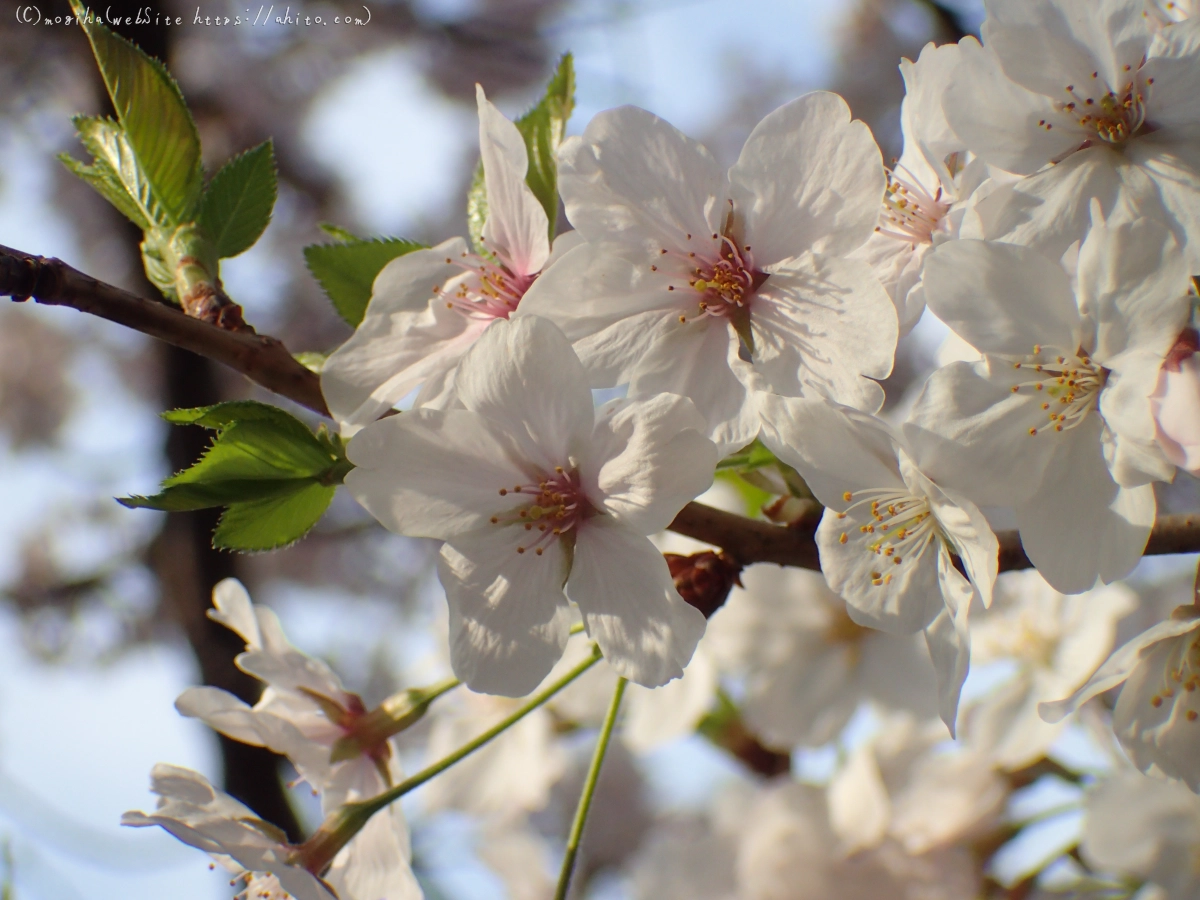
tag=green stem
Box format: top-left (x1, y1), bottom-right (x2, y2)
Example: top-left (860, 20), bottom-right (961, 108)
top-left (554, 676), bottom-right (627, 900)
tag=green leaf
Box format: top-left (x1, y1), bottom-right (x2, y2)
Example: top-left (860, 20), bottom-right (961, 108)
top-left (214, 481), bottom-right (337, 552)
top-left (117, 401), bottom-right (350, 551)
top-left (467, 54), bottom-right (575, 249)
top-left (304, 237), bottom-right (425, 327)
top-left (64, 116), bottom-right (167, 228)
top-left (71, 2), bottom-right (203, 224)
top-left (198, 141), bottom-right (278, 259)
top-left (318, 223), bottom-right (363, 243)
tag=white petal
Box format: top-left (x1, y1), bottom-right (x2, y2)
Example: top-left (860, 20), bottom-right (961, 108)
top-left (327, 804), bottom-right (422, 900)
top-left (1142, 18), bottom-right (1200, 135)
top-left (925, 551), bottom-right (975, 736)
top-left (582, 394), bottom-right (717, 535)
top-left (346, 408), bottom-right (527, 541)
top-left (1130, 135), bottom-right (1200, 274)
top-left (623, 646), bottom-right (717, 752)
top-left (321, 237), bottom-right (477, 432)
top-left (477, 85), bottom-right (551, 275)
top-left (909, 463), bottom-right (998, 610)
top-left (943, 37), bottom-right (1082, 174)
top-left (567, 517), bottom-right (706, 688)
top-left (747, 253), bottom-right (897, 409)
top-left (174, 687), bottom-right (265, 746)
top-left (899, 43), bottom-right (966, 183)
top-left (557, 105), bottom-right (726, 252)
top-left (1040, 613), bottom-right (1200, 723)
top-left (759, 397), bottom-right (905, 508)
top-left (828, 745), bottom-right (890, 852)
top-left (1102, 355), bottom-right (1178, 486)
top-left (729, 92), bottom-right (884, 263)
top-left (453, 316), bottom-right (595, 470)
top-left (209, 578), bottom-right (261, 648)
top-left (1014, 416), bottom-right (1154, 593)
top-left (439, 533), bottom-right (574, 697)
top-left (921, 240), bottom-right (1080, 357)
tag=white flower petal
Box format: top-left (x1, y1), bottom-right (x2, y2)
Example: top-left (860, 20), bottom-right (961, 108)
top-left (346, 408), bottom-right (526, 541)
top-left (828, 745), bottom-right (891, 852)
top-left (568, 517), bottom-right (706, 688)
top-left (209, 578), bottom-right (261, 648)
top-left (728, 91), bottom-right (884, 263)
top-left (899, 42), bottom-right (965, 183)
top-left (557, 105), bottom-right (726, 252)
top-left (477, 85), bottom-right (551, 275)
top-left (582, 394), bottom-right (717, 536)
top-left (321, 237), bottom-right (477, 432)
top-left (439, 534), bottom-right (574, 697)
top-left (1130, 135), bottom-right (1200, 273)
top-left (174, 687), bottom-right (264, 747)
top-left (623, 646), bottom-right (717, 753)
top-left (1143, 18), bottom-right (1200, 135)
top-left (922, 240), bottom-right (1080, 357)
top-left (1014, 416), bottom-right (1154, 593)
top-left (925, 552), bottom-right (975, 736)
top-left (453, 316), bottom-right (595, 469)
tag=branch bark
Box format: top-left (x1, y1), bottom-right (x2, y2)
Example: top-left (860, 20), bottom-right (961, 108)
top-left (3, 243), bottom-right (1198, 574)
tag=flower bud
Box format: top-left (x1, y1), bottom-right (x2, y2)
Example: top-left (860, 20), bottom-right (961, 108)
top-left (1151, 327), bottom-right (1200, 473)
top-left (664, 551), bottom-right (743, 619)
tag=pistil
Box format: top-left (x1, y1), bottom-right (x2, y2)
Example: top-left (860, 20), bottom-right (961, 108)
top-left (1010, 347), bottom-right (1108, 437)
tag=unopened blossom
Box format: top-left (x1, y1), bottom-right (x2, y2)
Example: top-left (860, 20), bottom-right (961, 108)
top-left (174, 580), bottom-right (422, 900)
top-left (965, 570), bottom-right (1136, 769)
top-left (947, 0), bottom-right (1200, 268)
top-left (761, 397), bottom-right (998, 734)
top-left (855, 42), bottom-right (990, 334)
top-left (518, 91), bottom-right (896, 455)
top-left (123, 764), bottom-right (336, 900)
top-left (1151, 325), bottom-right (1200, 472)
top-left (738, 781), bottom-right (980, 900)
top-left (706, 565), bottom-right (937, 749)
top-left (1041, 604), bottom-right (1200, 792)
top-left (907, 216), bottom-right (1190, 593)
top-left (346, 315), bottom-right (714, 694)
top-left (321, 85), bottom-right (574, 432)
top-left (1081, 769), bottom-right (1200, 898)
top-left (827, 714), bottom-right (1008, 856)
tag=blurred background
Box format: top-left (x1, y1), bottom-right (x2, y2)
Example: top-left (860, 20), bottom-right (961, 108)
top-left (0, 1), bottom-right (1035, 897)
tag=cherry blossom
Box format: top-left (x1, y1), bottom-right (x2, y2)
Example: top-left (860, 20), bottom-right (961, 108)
top-left (854, 42), bottom-right (990, 334)
top-left (1041, 604), bottom-right (1200, 791)
top-left (345, 315), bottom-right (715, 694)
top-left (518, 92), bottom-right (896, 455)
top-left (906, 216), bottom-right (1190, 593)
top-left (321, 85), bottom-right (575, 433)
top-left (947, 0), bottom-right (1200, 268)
top-left (1151, 324), bottom-right (1200, 472)
top-left (173, 580), bottom-right (422, 900)
top-left (760, 398), bottom-right (998, 734)
top-left (123, 764), bottom-right (337, 900)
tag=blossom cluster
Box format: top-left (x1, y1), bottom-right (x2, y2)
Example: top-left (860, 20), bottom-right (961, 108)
top-left (124, 0), bottom-right (1200, 896)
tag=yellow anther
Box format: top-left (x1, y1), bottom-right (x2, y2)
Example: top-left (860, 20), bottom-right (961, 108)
top-left (839, 533), bottom-right (848, 544)
top-left (843, 491), bottom-right (853, 502)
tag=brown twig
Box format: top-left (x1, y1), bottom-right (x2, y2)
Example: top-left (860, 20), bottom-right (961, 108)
top-left (4, 243), bottom-right (1200, 573)
top-left (0, 245), bottom-right (328, 417)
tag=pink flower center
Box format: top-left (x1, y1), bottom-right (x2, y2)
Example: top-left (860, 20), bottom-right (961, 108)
top-left (1044, 68), bottom-right (1151, 148)
top-left (492, 466), bottom-right (592, 556)
top-left (875, 168), bottom-right (950, 245)
top-left (1010, 347), bottom-right (1108, 437)
top-left (437, 250), bottom-right (537, 321)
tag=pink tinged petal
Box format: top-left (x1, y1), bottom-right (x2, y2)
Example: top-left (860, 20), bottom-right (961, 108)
top-left (1014, 415), bottom-right (1154, 594)
top-left (926, 550), bottom-right (976, 736)
top-left (943, 37), bottom-right (1084, 175)
top-left (982, 0), bottom-right (1151, 101)
top-left (439, 534), bottom-right (574, 697)
top-left (1040, 613), bottom-right (1200, 723)
top-left (582, 394), bottom-right (717, 535)
top-left (1152, 353), bottom-right (1200, 471)
top-left (760, 397), bottom-right (905, 508)
top-left (321, 237), bottom-right (478, 432)
top-left (922, 240), bottom-right (1080, 358)
top-left (556, 105), bottom-right (726, 253)
top-left (728, 91), bottom-right (885, 263)
top-left (567, 517), bottom-right (706, 688)
top-left (477, 85), bottom-right (551, 275)
top-left (207, 579), bottom-right (263, 653)
top-left (747, 253), bottom-right (896, 410)
top-left (453, 316), bottom-right (595, 470)
top-left (1111, 628), bottom-right (1200, 791)
top-left (1081, 217), bottom-right (1189, 362)
top-left (235, 647), bottom-right (348, 704)
top-left (986, 148), bottom-right (1154, 266)
top-left (1141, 17), bottom-right (1200, 135)
top-left (1102, 356), bottom-right (1177, 485)
top-left (346, 408), bottom-right (528, 541)
top-left (174, 687), bottom-right (265, 746)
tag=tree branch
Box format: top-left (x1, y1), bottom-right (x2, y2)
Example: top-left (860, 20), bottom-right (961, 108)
top-left (0, 245), bottom-right (328, 417)
top-left (4, 244), bottom-right (1198, 573)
